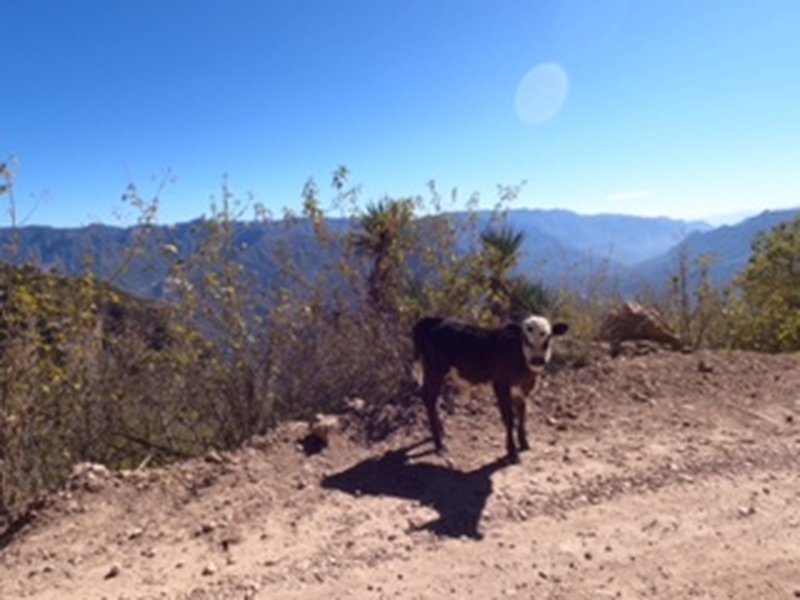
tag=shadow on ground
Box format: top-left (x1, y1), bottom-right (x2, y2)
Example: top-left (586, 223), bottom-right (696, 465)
top-left (322, 441), bottom-right (512, 539)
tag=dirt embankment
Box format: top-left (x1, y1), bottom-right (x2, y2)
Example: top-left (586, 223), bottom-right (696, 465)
top-left (2, 348), bottom-right (800, 599)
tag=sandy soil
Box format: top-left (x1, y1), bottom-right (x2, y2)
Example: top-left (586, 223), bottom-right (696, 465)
top-left (1, 346), bottom-right (799, 599)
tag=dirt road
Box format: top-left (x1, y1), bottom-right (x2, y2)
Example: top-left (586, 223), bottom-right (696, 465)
top-left (2, 348), bottom-right (799, 599)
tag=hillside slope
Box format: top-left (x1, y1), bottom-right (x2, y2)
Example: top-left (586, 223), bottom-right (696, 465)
top-left (1, 347), bottom-right (799, 599)
top-left (506, 209), bottom-right (709, 266)
top-left (629, 207), bottom-right (800, 290)
top-left (0, 219), bottom-right (340, 301)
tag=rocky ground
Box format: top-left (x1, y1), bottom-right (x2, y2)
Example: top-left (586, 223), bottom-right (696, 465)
top-left (1, 345), bottom-right (799, 599)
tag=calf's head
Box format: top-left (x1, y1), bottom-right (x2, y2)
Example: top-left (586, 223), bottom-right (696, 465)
top-left (519, 316), bottom-right (569, 372)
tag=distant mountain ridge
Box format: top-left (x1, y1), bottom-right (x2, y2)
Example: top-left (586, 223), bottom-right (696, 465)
top-left (0, 218), bottom-right (342, 300)
top-left (0, 207), bottom-right (796, 300)
top-left (505, 209), bottom-right (711, 265)
top-left (628, 207), bottom-right (800, 290)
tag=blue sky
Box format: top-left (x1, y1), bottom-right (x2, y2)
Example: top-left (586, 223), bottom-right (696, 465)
top-left (3, 0), bottom-right (799, 227)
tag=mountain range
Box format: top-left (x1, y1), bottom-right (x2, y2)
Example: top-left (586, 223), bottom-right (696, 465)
top-left (626, 207), bottom-right (800, 291)
top-left (0, 207), bottom-right (797, 301)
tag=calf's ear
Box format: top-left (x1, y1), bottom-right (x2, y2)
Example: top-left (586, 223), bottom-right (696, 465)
top-left (552, 322), bottom-right (569, 336)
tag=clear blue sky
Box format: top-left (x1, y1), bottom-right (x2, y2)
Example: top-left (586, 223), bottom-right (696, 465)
top-left (3, 0), bottom-right (799, 227)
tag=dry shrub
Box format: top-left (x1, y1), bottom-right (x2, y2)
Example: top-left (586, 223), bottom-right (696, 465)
top-left (0, 172), bottom-right (573, 528)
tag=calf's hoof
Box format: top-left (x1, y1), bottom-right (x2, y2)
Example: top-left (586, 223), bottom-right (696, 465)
top-left (431, 437), bottom-right (447, 454)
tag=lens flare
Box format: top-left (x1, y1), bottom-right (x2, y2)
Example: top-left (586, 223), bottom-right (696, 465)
top-left (514, 63), bottom-right (569, 125)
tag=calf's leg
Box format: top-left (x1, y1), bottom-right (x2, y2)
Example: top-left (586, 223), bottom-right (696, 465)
top-left (422, 370), bottom-right (446, 452)
top-left (492, 382), bottom-right (518, 461)
top-left (513, 394), bottom-right (528, 451)
top-left (514, 377), bottom-right (537, 452)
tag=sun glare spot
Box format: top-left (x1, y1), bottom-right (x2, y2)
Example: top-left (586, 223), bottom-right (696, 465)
top-left (515, 63), bottom-right (569, 125)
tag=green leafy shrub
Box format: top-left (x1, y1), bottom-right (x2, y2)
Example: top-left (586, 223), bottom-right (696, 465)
top-left (727, 217), bottom-right (800, 351)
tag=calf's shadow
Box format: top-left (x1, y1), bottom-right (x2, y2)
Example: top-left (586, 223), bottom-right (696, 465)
top-left (321, 442), bottom-right (512, 540)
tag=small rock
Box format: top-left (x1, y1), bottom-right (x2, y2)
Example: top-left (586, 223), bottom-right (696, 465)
top-left (70, 462), bottom-right (110, 493)
top-left (205, 450), bottom-right (225, 464)
top-left (300, 414), bottom-right (341, 456)
top-left (737, 505), bottom-right (756, 518)
top-left (104, 564), bottom-right (121, 580)
top-left (201, 564), bottom-right (216, 576)
top-left (197, 522), bottom-right (216, 536)
top-left (220, 530), bottom-right (243, 551)
top-left (345, 396), bottom-right (367, 413)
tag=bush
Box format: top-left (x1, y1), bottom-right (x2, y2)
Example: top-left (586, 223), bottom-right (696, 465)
top-left (727, 217), bottom-right (800, 352)
top-left (0, 169), bottom-right (566, 526)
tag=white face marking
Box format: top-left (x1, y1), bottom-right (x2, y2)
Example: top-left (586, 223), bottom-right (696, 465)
top-left (521, 315), bottom-right (553, 373)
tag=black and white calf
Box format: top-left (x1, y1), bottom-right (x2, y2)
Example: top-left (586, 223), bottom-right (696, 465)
top-left (412, 315), bottom-right (569, 461)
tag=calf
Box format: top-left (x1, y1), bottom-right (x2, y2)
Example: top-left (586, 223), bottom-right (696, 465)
top-left (412, 315), bottom-right (568, 461)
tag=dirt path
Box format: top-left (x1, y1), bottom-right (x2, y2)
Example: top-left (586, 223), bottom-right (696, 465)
top-left (2, 349), bottom-right (799, 599)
